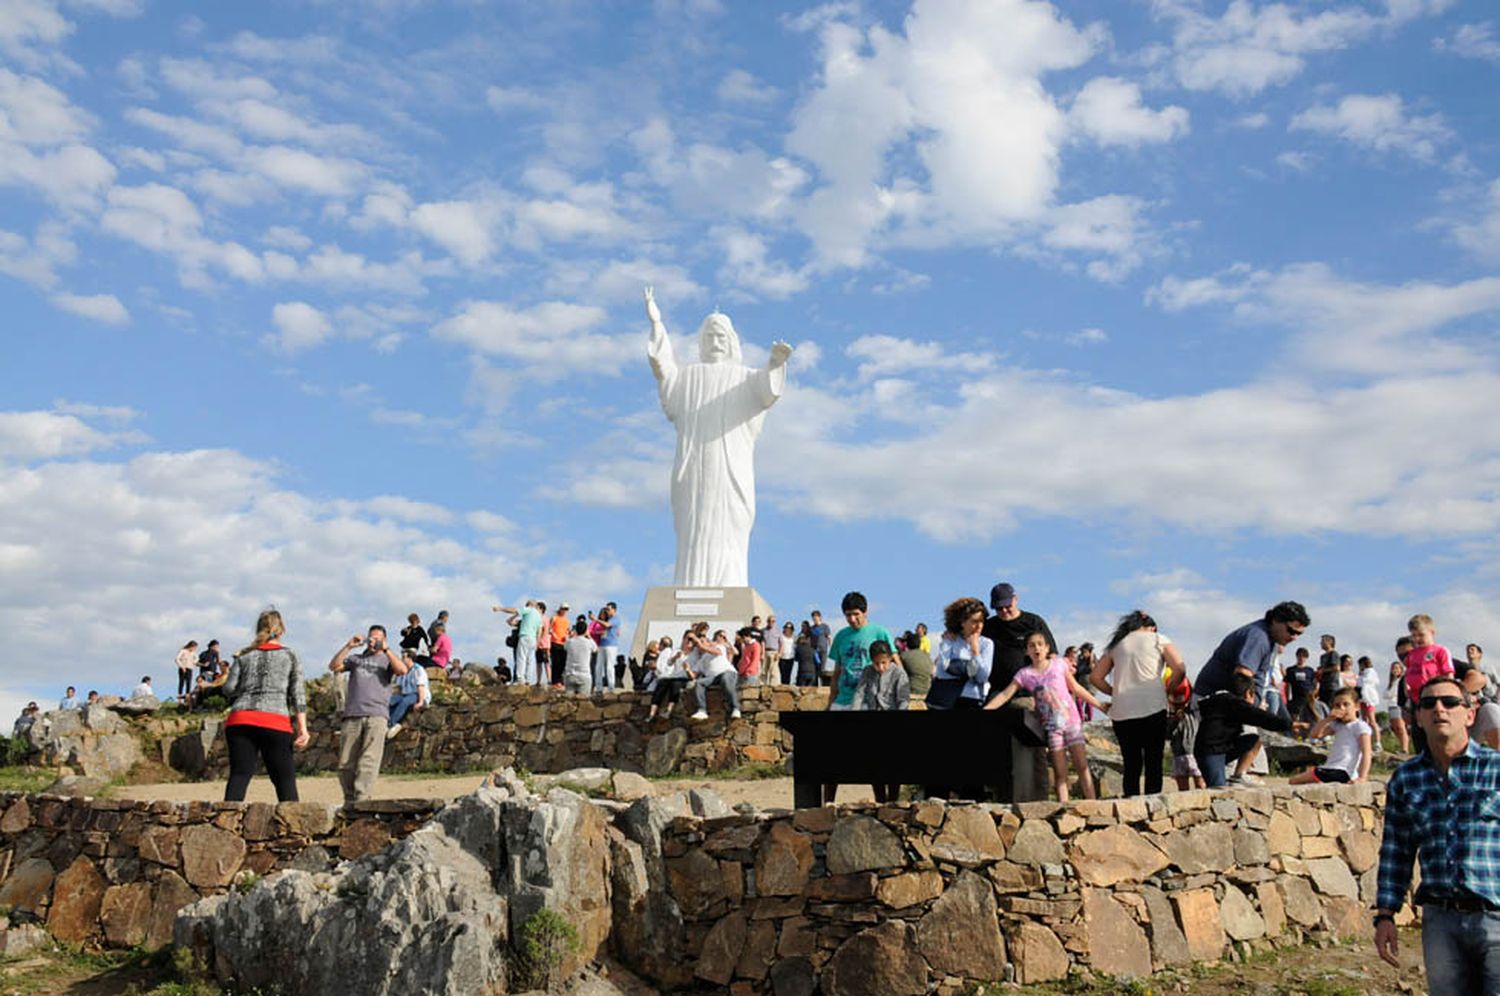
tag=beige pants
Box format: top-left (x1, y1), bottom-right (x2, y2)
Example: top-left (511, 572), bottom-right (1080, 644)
top-left (338, 715), bottom-right (387, 804)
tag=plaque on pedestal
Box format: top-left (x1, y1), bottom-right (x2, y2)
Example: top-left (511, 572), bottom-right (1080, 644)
top-left (630, 586), bottom-right (774, 662)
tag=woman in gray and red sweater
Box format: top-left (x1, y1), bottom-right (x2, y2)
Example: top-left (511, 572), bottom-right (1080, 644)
top-left (222, 608), bottom-right (310, 802)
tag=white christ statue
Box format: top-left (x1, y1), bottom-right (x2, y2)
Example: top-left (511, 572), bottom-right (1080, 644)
top-left (645, 287), bottom-right (792, 588)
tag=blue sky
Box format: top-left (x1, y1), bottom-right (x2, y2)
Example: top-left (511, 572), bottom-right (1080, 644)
top-left (4, 0), bottom-right (1500, 718)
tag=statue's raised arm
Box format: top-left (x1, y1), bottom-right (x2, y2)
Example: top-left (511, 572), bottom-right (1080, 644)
top-left (645, 286), bottom-right (675, 384)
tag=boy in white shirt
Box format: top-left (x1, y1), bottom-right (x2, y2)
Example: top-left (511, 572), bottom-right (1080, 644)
top-left (1290, 688), bottom-right (1372, 784)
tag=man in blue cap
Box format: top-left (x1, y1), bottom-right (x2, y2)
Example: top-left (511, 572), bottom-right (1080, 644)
top-left (982, 582), bottom-right (1058, 802)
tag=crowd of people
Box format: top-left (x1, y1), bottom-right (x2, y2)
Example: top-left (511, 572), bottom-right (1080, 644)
top-left (8, 583), bottom-right (1498, 991)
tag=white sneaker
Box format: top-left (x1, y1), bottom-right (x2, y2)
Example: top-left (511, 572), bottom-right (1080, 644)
top-left (730, 709), bottom-right (742, 720)
top-left (385, 723), bottom-right (402, 740)
top-left (689, 710), bottom-right (709, 720)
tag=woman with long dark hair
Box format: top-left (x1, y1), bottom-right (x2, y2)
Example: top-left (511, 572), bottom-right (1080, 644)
top-left (1090, 610), bottom-right (1185, 797)
top-left (222, 608), bottom-right (309, 802)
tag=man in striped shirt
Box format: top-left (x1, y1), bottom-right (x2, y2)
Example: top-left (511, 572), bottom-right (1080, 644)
top-left (1375, 674), bottom-right (1500, 992)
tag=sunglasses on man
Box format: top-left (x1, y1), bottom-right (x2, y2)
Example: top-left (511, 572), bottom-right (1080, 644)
top-left (1418, 694), bottom-right (1467, 710)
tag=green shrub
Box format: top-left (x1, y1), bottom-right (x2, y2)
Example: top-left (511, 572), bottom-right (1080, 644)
top-left (515, 907), bottom-right (580, 990)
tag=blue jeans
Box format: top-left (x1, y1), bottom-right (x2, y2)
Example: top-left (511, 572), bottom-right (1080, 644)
top-left (1196, 732), bottom-right (1260, 788)
top-left (388, 691), bottom-right (419, 725)
top-left (694, 672), bottom-right (739, 714)
top-left (594, 647), bottom-right (616, 690)
top-left (1423, 906), bottom-right (1500, 995)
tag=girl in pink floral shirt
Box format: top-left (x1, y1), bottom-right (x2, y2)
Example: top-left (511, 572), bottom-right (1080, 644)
top-left (986, 631), bottom-right (1109, 801)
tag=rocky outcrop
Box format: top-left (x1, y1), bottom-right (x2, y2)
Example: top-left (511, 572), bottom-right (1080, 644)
top-left (176, 771), bottom-right (616, 995)
top-left (23, 705), bottom-right (142, 781)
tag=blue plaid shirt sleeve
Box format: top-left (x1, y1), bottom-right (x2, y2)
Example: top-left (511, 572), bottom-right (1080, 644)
top-left (1376, 764), bottom-right (1418, 911)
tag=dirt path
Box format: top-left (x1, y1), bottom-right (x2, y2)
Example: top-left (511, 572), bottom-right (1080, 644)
top-left (111, 773), bottom-right (871, 809)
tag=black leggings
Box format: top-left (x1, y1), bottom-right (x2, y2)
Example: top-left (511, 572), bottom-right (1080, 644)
top-left (1113, 710), bottom-right (1168, 797)
top-left (651, 678), bottom-right (688, 707)
top-left (177, 670), bottom-right (194, 698)
top-left (225, 724), bottom-right (299, 802)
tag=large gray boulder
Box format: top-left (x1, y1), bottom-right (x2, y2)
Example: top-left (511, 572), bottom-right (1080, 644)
top-left (23, 705), bottom-right (141, 780)
top-left (110, 694), bottom-right (163, 715)
top-left (176, 769), bottom-right (614, 995)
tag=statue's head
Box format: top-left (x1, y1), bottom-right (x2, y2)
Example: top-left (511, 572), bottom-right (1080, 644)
top-left (697, 311), bottom-right (741, 364)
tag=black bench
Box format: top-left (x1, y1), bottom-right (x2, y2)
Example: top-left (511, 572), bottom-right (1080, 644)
top-left (777, 708), bottom-right (1029, 809)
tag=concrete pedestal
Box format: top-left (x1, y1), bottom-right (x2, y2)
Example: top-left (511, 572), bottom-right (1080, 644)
top-left (630, 586), bottom-right (774, 662)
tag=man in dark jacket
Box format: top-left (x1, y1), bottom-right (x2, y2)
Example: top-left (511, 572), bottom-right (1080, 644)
top-left (981, 582), bottom-right (1058, 802)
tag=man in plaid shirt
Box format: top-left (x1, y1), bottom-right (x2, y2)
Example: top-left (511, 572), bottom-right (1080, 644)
top-left (1375, 674), bottom-right (1500, 992)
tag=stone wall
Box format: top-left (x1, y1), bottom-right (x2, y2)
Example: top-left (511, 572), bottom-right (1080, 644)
top-left (169, 682), bottom-right (820, 781)
top-left (645, 783), bottom-right (1400, 993)
top-left (0, 791), bottom-right (439, 950)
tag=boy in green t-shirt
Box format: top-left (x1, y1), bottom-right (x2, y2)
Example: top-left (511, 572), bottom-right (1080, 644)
top-left (823, 591), bottom-right (896, 803)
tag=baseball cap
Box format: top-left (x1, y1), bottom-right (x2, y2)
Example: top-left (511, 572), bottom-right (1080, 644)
top-left (989, 583), bottom-right (1016, 609)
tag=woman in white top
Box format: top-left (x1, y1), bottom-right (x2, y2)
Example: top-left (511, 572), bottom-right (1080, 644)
top-left (1090, 610), bottom-right (1185, 797)
top-left (777, 621), bottom-right (797, 685)
top-left (649, 632), bottom-right (693, 720)
top-left (176, 641), bottom-right (199, 702)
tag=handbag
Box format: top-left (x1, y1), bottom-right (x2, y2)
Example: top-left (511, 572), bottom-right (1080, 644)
top-left (925, 677), bottom-right (966, 710)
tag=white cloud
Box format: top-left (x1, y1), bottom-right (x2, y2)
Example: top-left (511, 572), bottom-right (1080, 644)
top-left (0, 417), bottom-right (640, 703)
top-left (633, 117), bottom-right (808, 221)
top-left (0, 67), bottom-right (94, 144)
top-left (0, 0), bottom-right (73, 67)
top-left (786, 0), bottom-right (1101, 266)
top-left (431, 299), bottom-right (633, 377)
top-left (1069, 77), bottom-right (1189, 147)
top-left (1290, 93), bottom-right (1449, 161)
top-left (0, 408), bottom-right (132, 460)
top-left (1151, 262), bottom-right (1500, 376)
top-left (484, 84), bottom-right (546, 112)
top-left (269, 300), bottom-right (333, 352)
top-left (0, 221), bottom-right (75, 287)
top-left (99, 182), bottom-right (266, 283)
top-left (409, 199), bottom-right (500, 266)
top-left (715, 227), bottom-right (809, 299)
top-left (1448, 179), bottom-right (1500, 262)
top-left (1036, 195), bottom-right (1155, 281)
top-left (717, 68), bottom-right (779, 104)
top-left (1434, 22), bottom-right (1500, 61)
top-left (50, 291), bottom-right (128, 324)
top-left (1157, 0), bottom-right (1449, 97)
top-left (1275, 150), bottom-right (1315, 171)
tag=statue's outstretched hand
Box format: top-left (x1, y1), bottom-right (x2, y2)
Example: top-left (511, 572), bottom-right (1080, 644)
top-left (769, 340), bottom-right (793, 368)
top-left (644, 286), bottom-right (661, 326)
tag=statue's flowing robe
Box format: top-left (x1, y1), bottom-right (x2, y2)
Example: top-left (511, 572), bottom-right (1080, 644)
top-left (649, 336), bottom-right (784, 587)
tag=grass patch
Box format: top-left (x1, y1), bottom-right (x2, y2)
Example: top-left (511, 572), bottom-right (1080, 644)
top-left (0, 766), bottom-right (57, 793)
top-left (649, 761), bottom-right (788, 782)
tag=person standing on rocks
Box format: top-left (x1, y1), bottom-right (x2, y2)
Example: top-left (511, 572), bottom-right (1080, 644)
top-left (176, 640), bottom-right (198, 702)
top-left (223, 608), bottom-right (309, 802)
top-left (494, 599), bottom-right (542, 685)
top-left (58, 686), bottom-right (79, 710)
top-left (329, 625), bottom-right (410, 805)
top-left (981, 582), bottom-right (1057, 802)
top-left (1192, 600), bottom-right (1309, 784)
top-left (1375, 673), bottom-right (1500, 991)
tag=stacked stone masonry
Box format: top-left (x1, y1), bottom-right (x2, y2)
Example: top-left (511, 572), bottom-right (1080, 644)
top-left (169, 682), bottom-right (817, 781)
top-left (0, 792), bottom-right (439, 950)
top-left (650, 783), bottom-right (1404, 992)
